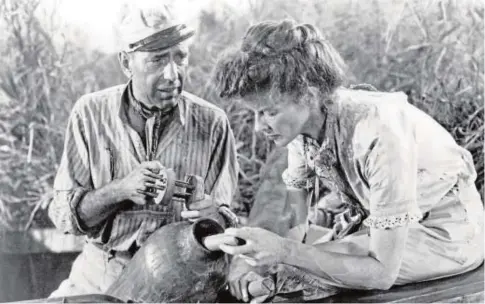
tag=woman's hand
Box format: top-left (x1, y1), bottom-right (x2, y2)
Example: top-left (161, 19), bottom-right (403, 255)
top-left (219, 227), bottom-right (290, 267)
top-left (227, 256), bottom-right (267, 303)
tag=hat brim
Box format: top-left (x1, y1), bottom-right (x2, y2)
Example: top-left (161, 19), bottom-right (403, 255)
top-left (128, 24), bottom-right (195, 52)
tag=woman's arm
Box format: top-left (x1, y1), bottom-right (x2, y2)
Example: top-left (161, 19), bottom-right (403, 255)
top-left (222, 225), bottom-right (408, 290)
top-left (222, 111), bottom-right (420, 290)
top-left (283, 225), bottom-right (409, 290)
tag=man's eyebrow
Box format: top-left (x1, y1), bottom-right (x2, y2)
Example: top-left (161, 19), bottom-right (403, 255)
top-left (148, 51), bottom-right (170, 61)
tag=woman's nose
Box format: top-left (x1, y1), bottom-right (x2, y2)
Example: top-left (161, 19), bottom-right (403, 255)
top-left (254, 112), bottom-right (269, 133)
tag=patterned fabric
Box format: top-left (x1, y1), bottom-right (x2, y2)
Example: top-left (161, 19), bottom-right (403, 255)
top-left (48, 81), bottom-right (238, 251)
top-left (363, 212), bottom-right (423, 230)
top-left (284, 87), bottom-right (482, 235)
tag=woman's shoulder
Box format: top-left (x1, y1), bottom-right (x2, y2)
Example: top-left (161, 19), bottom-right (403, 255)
top-left (333, 88), bottom-right (416, 154)
top-left (335, 87), bottom-right (412, 129)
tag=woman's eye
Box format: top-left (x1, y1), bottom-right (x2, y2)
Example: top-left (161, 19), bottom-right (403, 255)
top-left (264, 110), bottom-right (278, 117)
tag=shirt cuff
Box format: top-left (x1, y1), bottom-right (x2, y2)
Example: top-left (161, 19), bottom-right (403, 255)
top-left (68, 188), bottom-right (91, 235)
top-left (363, 211), bottom-right (422, 230)
top-left (282, 170), bottom-right (315, 189)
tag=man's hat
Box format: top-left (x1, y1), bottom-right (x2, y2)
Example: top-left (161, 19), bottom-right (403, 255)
top-left (118, 1), bottom-right (195, 52)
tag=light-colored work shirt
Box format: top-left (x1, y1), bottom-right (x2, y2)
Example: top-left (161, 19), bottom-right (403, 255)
top-left (48, 82), bottom-right (238, 251)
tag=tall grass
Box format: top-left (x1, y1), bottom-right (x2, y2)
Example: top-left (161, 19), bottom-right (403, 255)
top-left (0, 0), bottom-right (482, 230)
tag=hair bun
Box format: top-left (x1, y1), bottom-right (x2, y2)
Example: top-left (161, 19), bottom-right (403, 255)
top-left (241, 19), bottom-right (310, 56)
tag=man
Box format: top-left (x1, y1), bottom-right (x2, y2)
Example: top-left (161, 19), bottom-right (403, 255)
top-left (48, 1), bottom-right (238, 296)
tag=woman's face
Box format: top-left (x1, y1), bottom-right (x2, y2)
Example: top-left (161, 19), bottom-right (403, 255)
top-left (244, 92), bottom-right (311, 147)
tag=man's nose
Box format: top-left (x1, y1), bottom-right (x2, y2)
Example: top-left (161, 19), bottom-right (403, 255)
top-left (162, 55), bottom-right (178, 82)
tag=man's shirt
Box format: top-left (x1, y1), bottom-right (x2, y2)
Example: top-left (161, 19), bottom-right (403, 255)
top-left (48, 82), bottom-right (238, 251)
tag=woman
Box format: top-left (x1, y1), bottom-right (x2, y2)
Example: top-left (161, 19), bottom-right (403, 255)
top-left (213, 20), bottom-right (484, 302)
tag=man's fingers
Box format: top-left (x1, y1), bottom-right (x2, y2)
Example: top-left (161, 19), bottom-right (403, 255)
top-left (136, 189), bottom-right (158, 198)
top-left (143, 169), bottom-right (163, 180)
top-left (188, 195), bottom-right (213, 210)
top-left (181, 210), bottom-right (200, 219)
top-left (141, 161), bottom-right (164, 172)
top-left (144, 181), bottom-right (166, 191)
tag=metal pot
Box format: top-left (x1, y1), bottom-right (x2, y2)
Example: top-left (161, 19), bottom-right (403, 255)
top-left (106, 218), bottom-right (228, 303)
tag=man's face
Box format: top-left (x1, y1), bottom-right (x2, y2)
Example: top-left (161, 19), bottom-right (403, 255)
top-left (128, 41), bottom-right (190, 110)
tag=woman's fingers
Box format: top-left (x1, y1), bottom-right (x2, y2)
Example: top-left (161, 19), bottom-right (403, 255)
top-left (240, 251), bottom-right (275, 267)
top-left (230, 280), bottom-right (242, 301)
top-left (219, 242), bottom-right (254, 255)
top-left (224, 227), bottom-right (256, 240)
top-left (203, 234), bottom-right (239, 251)
top-left (239, 254), bottom-right (258, 266)
top-left (240, 271), bottom-right (264, 302)
top-left (250, 295), bottom-right (268, 304)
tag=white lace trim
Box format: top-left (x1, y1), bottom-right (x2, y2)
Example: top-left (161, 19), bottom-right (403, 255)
top-left (363, 212), bottom-right (422, 229)
top-left (282, 170), bottom-right (315, 189)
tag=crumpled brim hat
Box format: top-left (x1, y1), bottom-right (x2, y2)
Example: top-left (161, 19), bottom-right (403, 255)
top-left (118, 1), bottom-right (195, 52)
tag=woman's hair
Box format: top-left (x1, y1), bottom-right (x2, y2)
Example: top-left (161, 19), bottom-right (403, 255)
top-left (213, 19), bottom-right (347, 100)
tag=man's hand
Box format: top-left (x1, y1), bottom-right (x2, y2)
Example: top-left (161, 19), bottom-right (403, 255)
top-left (181, 194), bottom-right (217, 221)
top-left (115, 161), bottom-right (166, 205)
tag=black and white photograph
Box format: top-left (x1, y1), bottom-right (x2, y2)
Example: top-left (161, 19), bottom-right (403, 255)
top-left (0, 0), bottom-right (483, 302)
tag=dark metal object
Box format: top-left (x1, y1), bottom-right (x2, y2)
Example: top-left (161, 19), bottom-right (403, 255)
top-left (106, 218), bottom-right (228, 303)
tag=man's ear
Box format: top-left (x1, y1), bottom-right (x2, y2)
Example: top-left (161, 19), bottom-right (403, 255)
top-left (118, 51), bottom-right (132, 78)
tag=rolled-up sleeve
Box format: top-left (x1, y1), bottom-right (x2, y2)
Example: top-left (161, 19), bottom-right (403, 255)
top-left (48, 102), bottom-right (93, 235)
top-left (361, 119), bottom-right (422, 230)
top-left (206, 115), bottom-right (238, 207)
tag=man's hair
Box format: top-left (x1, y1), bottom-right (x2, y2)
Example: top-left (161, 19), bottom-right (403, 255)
top-left (213, 19), bottom-right (347, 101)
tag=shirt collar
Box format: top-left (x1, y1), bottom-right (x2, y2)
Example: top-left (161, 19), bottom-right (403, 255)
top-left (301, 97), bottom-right (338, 166)
top-left (118, 80), bottom-right (186, 126)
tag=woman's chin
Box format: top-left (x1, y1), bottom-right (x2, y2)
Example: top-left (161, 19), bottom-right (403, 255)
top-left (270, 136), bottom-right (291, 147)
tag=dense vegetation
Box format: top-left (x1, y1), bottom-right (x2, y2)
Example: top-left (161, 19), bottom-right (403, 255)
top-left (0, 0), bottom-right (483, 230)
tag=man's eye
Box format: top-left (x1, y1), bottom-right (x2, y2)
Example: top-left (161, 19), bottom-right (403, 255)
top-left (174, 53), bottom-right (188, 64)
top-left (152, 56), bottom-right (169, 64)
